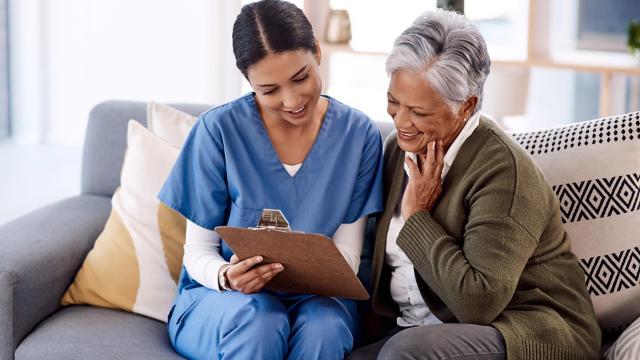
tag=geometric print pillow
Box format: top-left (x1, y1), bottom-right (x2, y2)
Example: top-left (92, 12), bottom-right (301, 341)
top-left (511, 111), bottom-right (640, 337)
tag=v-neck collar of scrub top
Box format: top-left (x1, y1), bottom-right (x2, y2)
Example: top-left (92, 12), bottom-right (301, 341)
top-left (158, 92), bottom-right (383, 236)
top-left (247, 94), bottom-right (334, 185)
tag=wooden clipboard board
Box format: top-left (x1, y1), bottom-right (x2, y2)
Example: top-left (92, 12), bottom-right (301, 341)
top-left (215, 226), bottom-right (369, 300)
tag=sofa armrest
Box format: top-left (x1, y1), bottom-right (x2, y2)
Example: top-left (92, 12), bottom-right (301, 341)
top-left (0, 195), bottom-right (111, 359)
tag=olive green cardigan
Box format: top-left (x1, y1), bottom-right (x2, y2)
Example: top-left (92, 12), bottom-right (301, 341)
top-left (371, 117), bottom-right (602, 360)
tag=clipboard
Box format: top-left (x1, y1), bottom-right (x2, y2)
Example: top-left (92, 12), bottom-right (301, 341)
top-left (214, 209), bottom-right (369, 300)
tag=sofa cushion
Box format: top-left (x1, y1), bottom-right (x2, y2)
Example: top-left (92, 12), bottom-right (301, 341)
top-left (61, 121), bottom-right (184, 322)
top-left (511, 111), bottom-right (640, 336)
top-left (15, 306), bottom-right (184, 360)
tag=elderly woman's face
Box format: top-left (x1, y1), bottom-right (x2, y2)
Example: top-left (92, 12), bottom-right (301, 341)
top-left (387, 69), bottom-right (469, 155)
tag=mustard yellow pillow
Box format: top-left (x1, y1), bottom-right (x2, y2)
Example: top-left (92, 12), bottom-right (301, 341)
top-left (61, 120), bottom-right (187, 321)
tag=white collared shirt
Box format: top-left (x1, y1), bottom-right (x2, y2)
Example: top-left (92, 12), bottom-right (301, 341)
top-left (386, 112), bottom-right (480, 327)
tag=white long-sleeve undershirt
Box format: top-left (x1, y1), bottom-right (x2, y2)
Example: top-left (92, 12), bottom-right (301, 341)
top-left (183, 163), bottom-right (367, 291)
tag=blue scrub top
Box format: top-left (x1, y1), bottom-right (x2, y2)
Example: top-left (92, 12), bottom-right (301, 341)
top-left (158, 93), bottom-right (383, 264)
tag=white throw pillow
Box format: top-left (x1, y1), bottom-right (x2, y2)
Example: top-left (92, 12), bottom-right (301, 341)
top-left (147, 101), bottom-right (197, 149)
top-left (605, 316), bottom-right (640, 359)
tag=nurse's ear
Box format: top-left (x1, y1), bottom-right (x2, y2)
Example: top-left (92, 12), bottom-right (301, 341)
top-left (313, 39), bottom-right (322, 65)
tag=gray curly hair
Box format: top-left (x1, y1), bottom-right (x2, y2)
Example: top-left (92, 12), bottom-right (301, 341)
top-left (385, 9), bottom-right (491, 115)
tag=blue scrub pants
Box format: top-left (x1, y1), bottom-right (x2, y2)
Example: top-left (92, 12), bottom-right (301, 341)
top-left (167, 285), bottom-right (360, 360)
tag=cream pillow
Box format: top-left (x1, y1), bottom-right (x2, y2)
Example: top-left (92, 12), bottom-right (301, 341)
top-left (605, 316), bottom-right (640, 359)
top-left (61, 119), bottom-right (188, 321)
top-left (147, 101), bottom-right (197, 149)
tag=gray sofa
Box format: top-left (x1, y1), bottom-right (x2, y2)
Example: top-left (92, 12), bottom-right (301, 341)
top-left (0, 100), bottom-right (394, 360)
top-left (2, 100), bottom-right (630, 359)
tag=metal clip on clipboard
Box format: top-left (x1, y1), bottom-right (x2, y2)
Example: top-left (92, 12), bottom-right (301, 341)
top-left (254, 209), bottom-right (292, 232)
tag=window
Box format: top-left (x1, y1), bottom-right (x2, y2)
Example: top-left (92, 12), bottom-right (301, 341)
top-left (0, 0), bottom-right (9, 140)
top-left (465, 0), bottom-right (528, 60)
top-left (577, 0), bottom-right (640, 52)
top-left (573, 0), bottom-right (640, 121)
top-left (546, 0), bottom-right (640, 125)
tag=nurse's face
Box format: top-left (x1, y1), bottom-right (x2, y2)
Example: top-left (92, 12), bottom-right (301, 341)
top-left (247, 47), bottom-right (323, 128)
top-left (387, 69), bottom-right (475, 155)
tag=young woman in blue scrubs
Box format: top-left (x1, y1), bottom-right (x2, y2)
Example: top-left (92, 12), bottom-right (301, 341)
top-left (158, 1), bottom-right (383, 359)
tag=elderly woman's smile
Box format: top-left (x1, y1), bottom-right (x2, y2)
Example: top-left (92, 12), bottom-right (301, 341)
top-left (387, 69), bottom-right (468, 155)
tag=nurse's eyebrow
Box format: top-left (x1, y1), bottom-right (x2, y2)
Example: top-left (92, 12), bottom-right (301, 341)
top-left (289, 65), bottom-right (308, 79)
top-left (255, 65), bottom-right (308, 88)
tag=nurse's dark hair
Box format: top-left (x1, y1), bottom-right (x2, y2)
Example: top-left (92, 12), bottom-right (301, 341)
top-left (232, 0), bottom-right (317, 79)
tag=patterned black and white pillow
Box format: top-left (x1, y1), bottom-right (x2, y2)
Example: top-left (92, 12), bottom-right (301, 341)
top-left (511, 111), bottom-right (640, 337)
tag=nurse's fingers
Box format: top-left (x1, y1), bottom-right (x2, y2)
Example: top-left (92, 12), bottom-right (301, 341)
top-left (244, 263), bottom-right (283, 282)
top-left (229, 262), bottom-right (281, 285)
top-left (230, 254), bottom-right (239, 264)
top-left (242, 266), bottom-right (284, 293)
top-left (236, 255), bottom-right (264, 273)
top-left (226, 256), bottom-right (265, 286)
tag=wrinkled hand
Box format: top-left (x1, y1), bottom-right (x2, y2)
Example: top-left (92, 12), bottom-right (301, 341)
top-left (224, 254), bottom-right (284, 294)
top-left (401, 140), bottom-right (445, 220)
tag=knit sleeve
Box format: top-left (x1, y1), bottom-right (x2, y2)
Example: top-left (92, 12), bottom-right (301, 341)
top-left (396, 211), bottom-right (537, 325)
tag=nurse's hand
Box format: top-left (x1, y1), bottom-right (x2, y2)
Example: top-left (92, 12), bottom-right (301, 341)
top-left (226, 254), bottom-right (284, 294)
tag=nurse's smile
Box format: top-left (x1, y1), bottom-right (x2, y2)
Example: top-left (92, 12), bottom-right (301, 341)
top-left (283, 103), bottom-right (309, 119)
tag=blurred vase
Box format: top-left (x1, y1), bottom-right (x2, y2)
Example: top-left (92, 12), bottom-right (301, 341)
top-left (325, 9), bottom-right (351, 44)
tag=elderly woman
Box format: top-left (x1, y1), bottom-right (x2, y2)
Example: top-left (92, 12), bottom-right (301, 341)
top-left (349, 9), bottom-right (601, 360)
